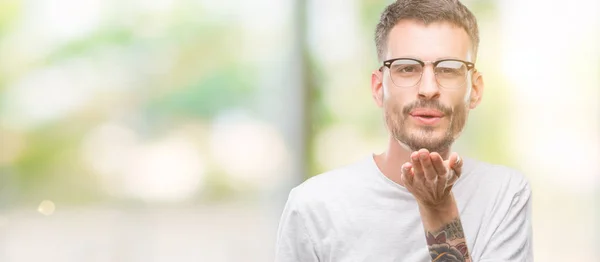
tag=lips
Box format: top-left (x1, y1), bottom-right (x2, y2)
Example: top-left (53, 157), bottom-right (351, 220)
top-left (409, 108), bottom-right (444, 125)
top-left (409, 108), bottom-right (444, 118)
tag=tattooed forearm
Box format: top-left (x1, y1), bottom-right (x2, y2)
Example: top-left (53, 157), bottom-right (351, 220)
top-left (426, 218), bottom-right (470, 262)
top-left (437, 218), bottom-right (465, 240)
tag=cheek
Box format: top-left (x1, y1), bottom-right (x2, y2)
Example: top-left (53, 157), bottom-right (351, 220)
top-left (382, 73), bottom-right (406, 99)
top-left (382, 79), bottom-right (413, 103)
top-left (463, 88), bottom-right (471, 104)
top-left (382, 79), bottom-right (393, 99)
top-left (447, 89), bottom-right (470, 111)
top-left (463, 75), bottom-right (475, 104)
top-left (452, 101), bottom-right (470, 119)
top-left (383, 92), bottom-right (408, 112)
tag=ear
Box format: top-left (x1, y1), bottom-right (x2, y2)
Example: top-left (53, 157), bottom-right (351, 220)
top-left (468, 70), bottom-right (484, 109)
top-left (372, 69), bottom-right (384, 107)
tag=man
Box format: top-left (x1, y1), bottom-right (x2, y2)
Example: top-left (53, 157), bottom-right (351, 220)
top-left (275, 0), bottom-right (533, 261)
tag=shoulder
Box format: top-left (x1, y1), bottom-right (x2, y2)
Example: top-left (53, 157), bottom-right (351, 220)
top-left (286, 156), bottom-right (374, 209)
top-left (456, 158), bottom-right (533, 227)
top-left (461, 157), bottom-right (531, 196)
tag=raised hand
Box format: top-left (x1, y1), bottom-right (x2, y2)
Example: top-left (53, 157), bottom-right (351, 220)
top-left (400, 148), bottom-right (463, 208)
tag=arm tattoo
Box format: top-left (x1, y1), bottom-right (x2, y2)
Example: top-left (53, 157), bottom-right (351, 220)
top-left (426, 218), bottom-right (470, 262)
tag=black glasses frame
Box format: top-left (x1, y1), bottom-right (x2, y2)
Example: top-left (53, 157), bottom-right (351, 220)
top-left (378, 57), bottom-right (476, 88)
top-left (378, 58), bottom-right (475, 72)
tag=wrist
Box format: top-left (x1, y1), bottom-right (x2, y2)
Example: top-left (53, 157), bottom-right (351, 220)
top-left (417, 194), bottom-right (459, 231)
top-left (417, 193), bottom-right (456, 212)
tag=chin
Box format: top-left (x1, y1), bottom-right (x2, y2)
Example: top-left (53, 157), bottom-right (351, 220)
top-left (393, 129), bottom-right (454, 153)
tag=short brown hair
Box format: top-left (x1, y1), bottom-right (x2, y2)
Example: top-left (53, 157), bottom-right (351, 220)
top-left (374, 0), bottom-right (480, 62)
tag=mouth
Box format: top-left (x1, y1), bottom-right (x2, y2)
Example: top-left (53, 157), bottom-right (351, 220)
top-left (409, 108), bottom-right (444, 117)
top-left (409, 108), bottom-right (445, 125)
top-left (413, 115), bottom-right (437, 119)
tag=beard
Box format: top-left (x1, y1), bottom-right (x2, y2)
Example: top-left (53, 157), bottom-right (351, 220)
top-left (384, 99), bottom-right (468, 153)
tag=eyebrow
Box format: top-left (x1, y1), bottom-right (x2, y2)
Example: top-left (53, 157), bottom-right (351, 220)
top-left (428, 56), bottom-right (469, 62)
top-left (439, 56), bottom-right (475, 63)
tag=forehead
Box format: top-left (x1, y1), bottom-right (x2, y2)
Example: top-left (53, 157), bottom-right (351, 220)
top-left (385, 20), bottom-right (472, 62)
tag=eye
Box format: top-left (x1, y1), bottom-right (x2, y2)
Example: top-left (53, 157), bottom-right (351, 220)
top-left (397, 65), bottom-right (418, 73)
top-left (439, 67), bottom-right (460, 74)
top-left (435, 61), bottom-right (466, 76)
top-left (389, 59), bottom-right (422, 75)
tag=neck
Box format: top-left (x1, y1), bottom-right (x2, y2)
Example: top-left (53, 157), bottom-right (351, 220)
top-left (374, 136), bottom-right (451, 187)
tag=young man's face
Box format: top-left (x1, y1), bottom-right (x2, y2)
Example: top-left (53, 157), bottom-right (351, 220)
top-left (372, 20), bottom-right (484, 153)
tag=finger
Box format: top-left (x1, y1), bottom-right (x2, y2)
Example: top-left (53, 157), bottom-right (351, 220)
top-left (446, 168), bottom-right (454, 181)
top-left (429, 152), bottom-right (447, 176)
top-left (430, 152), bottom-right (448, 192)
top-left (446, 169), bottom-right (458, 188)
top-left (401, 162), bottom-right (414, 186)
top-left (418, 149), bottom-right (437, 182)
top-left (410, 151), bottom-right (424, 183)
top-left (448, 153), bottom-right (463, 178)
top-left (445, 153), bottom-right (463, 187)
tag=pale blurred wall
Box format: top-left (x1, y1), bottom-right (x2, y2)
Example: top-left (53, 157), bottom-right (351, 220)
top-left (0, 0), bottom-right (598, 261)
top-left (499, 0), bottom-right (600, 261)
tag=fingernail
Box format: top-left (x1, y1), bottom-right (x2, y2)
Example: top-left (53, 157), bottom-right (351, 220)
top-left (419, 152), bottom-right (427, 159)
top-left (411, 153), bottom-right (419, 161)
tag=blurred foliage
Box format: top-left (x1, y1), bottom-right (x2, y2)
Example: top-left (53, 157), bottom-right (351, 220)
top-left (44, 28), bottom-right (135, 64)
top-left (146, 65), bottom-right (256, 120)
top-left (11, 120), bottom-right (103, 205)
top-left (0, 1), bottom-right (260, 206)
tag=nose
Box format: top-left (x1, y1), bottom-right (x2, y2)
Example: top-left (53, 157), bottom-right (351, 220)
top-left (417, 66), bottom-right (440, 100)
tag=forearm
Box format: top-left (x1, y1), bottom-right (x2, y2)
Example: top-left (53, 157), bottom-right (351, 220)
top-left (418, 194), bottom-right (471, 262)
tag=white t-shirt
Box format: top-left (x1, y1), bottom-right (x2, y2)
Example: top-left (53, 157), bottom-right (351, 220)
top-left (275, 155), bottom-right (533, 262)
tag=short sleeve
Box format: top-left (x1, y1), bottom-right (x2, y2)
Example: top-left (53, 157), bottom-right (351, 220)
top-left (479, 180), bottom-right (533, 262)
top-left (275, 188), bottom-right (319, 262)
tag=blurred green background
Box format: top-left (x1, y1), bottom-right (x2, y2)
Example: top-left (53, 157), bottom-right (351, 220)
top-left (0, 0), bottom-right (598, 261)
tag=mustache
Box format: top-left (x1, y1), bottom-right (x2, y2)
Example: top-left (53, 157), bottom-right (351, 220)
top-left (401, 100), bottom-right (453, 116)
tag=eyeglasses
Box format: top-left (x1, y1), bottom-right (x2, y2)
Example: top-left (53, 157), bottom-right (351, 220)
top-left (379, 58), bottom-right (475, 89)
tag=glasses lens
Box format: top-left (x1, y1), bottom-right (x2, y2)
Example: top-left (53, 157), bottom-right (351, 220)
top-left (389, 59), bottom-right (423, 87)
top-left (434, 60), bottom-right (468, 88)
